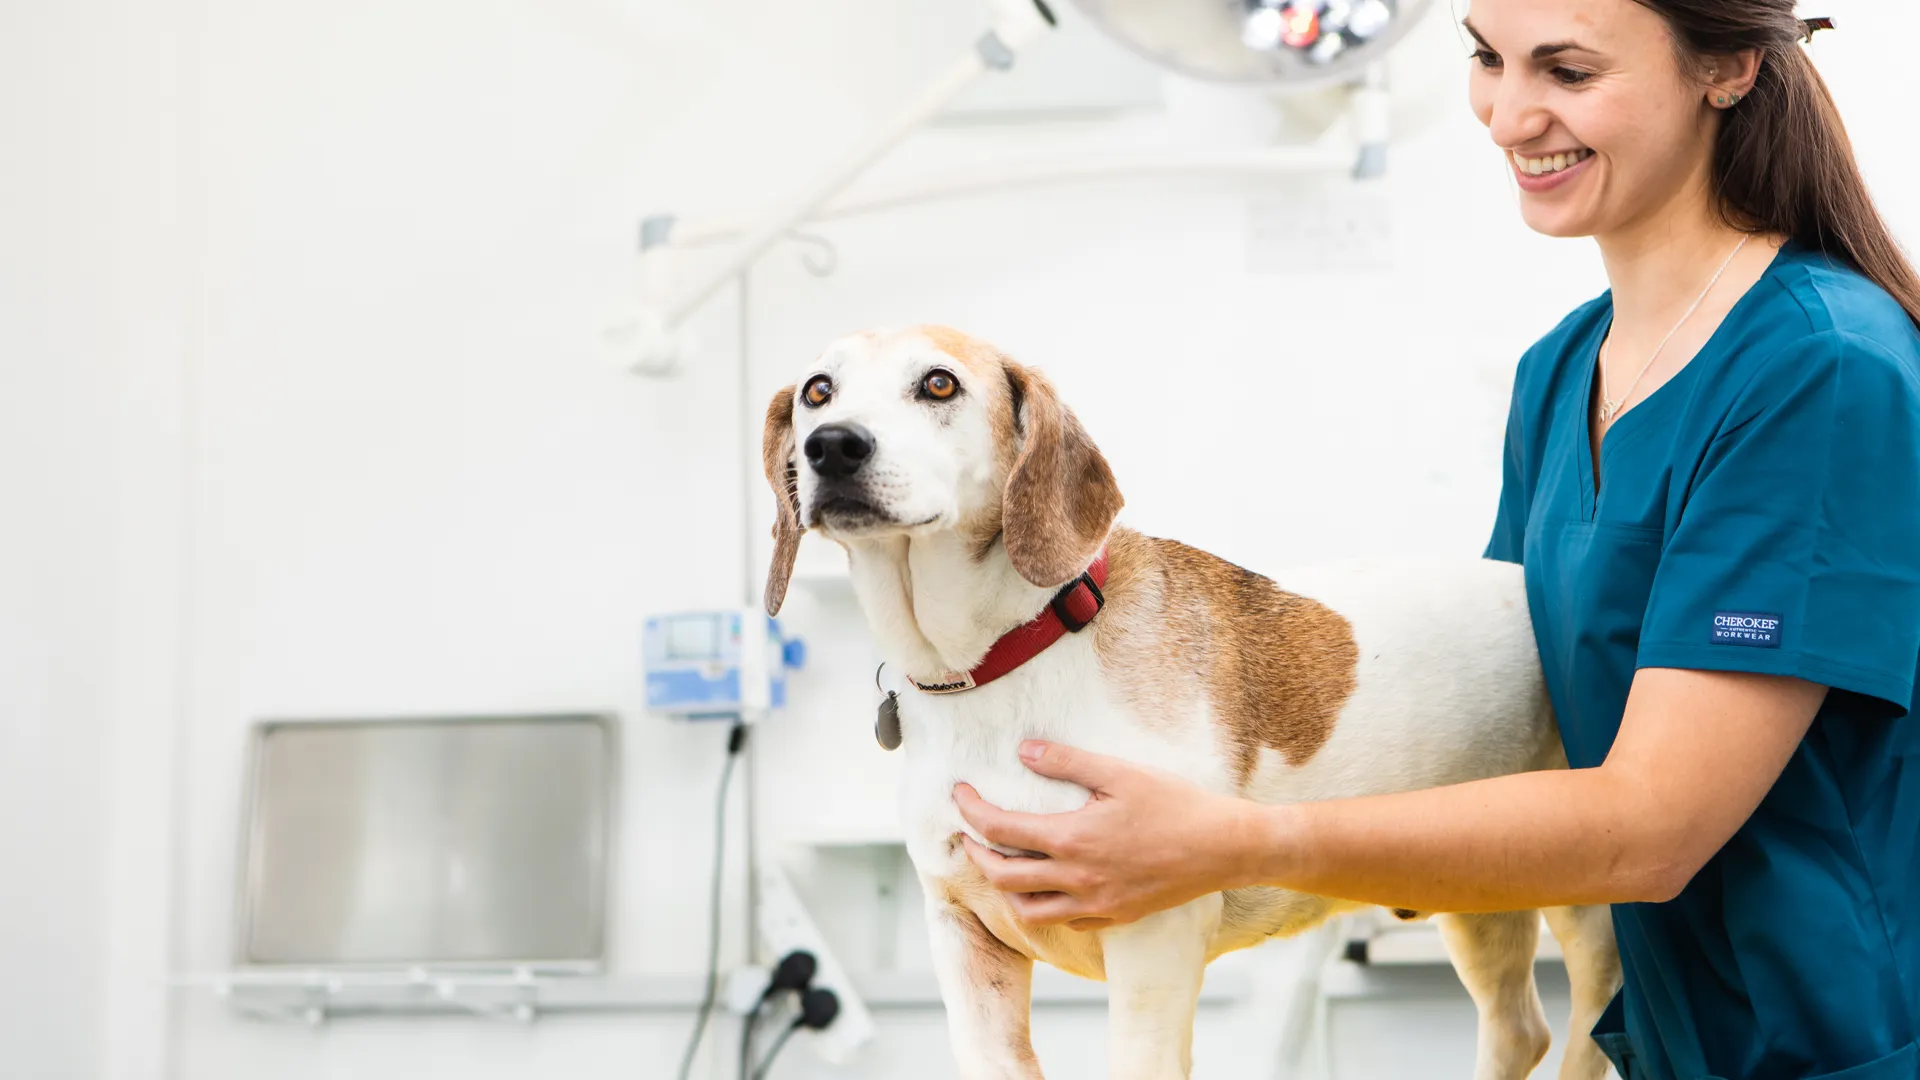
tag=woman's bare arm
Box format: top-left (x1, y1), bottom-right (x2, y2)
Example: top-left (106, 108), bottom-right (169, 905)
top-left (955, 667), bottom-right (1827, 928)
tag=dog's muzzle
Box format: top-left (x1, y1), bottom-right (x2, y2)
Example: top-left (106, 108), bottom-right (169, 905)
top-left (803, 421), bottom-right (898, 530)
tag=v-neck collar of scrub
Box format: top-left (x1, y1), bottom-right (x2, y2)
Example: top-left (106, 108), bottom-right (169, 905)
top-left (1575, 239), bottom-right (1800, 518)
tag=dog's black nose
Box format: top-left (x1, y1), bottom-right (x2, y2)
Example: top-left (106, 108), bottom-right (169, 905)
top-left (805, 422), bottom-right (875, 478)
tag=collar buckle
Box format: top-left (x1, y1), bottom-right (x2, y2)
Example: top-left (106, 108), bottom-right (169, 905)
top-left (1049, 569), bottom-right (1105, 634)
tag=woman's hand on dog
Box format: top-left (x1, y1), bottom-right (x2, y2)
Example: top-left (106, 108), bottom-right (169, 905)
top-left (953, 740), bottom-right (1271, 931)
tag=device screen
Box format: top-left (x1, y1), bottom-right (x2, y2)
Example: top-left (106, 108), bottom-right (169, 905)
top-left (663, 614), bottom-right (721, 661)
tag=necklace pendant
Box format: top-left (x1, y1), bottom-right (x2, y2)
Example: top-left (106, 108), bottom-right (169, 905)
top-left (1599, 397), bottom-right (1620, 423)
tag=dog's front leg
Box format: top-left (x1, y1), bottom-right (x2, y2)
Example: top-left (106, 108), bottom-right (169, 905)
top-left (927, 898), bottom-right (1045, 1080)
top-left (1098, 895), bottom-right (1222, 1080)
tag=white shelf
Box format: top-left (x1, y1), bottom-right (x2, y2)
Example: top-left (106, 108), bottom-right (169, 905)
top-left (786, 823), bottom-right (907, 848)
top-left (170, 961), bottom-right (1251, 1024)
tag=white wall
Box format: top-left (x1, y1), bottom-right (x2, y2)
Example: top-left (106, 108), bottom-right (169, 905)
top-left (4, 0), bottom-right (1914, 1078)
top-left (0, 4), bottom-right (116, 1073)
top-left (1, 0), bottom-right (191, 1077)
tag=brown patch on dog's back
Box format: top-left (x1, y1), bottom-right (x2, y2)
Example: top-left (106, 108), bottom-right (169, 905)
top-left (1093, 528), bottom-right (1359, 782)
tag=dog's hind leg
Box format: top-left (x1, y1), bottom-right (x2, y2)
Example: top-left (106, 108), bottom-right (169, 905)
top-left (1098, 895), bottom-right (1221, 1080)
top-left (1542, 904), bottom-right (1622, 1080)
top-left (927, 898), bottom-right (1045, 1080)
top-left (1438, 910), bottom-right (1553, 1080)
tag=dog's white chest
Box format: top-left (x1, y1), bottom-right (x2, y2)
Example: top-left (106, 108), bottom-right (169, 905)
top-left (887, 638), bottom-right (1213, 874)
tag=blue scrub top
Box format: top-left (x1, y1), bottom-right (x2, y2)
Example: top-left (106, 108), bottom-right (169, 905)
top-left (1485, 239), bottom-right (1920, 1080)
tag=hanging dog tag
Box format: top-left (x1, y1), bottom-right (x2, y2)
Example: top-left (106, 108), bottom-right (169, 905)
top-left (875, 691), bottom-right (902, 751)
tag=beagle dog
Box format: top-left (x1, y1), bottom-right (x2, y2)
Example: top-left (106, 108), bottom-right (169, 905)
top-left (760, 326), bottom-right (1622, 1080)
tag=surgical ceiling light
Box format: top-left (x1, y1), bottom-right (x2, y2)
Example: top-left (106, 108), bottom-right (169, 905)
top-left (609, 0), bottom-right (1434, 376)
top-left (1072, 0), bottom-right (1429, 88)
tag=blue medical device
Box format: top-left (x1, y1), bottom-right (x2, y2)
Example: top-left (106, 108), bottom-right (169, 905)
top-left (643, 608), bottom-right (805, 719)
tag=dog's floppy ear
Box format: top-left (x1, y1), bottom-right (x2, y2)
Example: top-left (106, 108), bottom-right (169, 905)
top-left (762, 384), bottom-right (803, 615)
top-left (1001, 362), bottom-right (1123, 589)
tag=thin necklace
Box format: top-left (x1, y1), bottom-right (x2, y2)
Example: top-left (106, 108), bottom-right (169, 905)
top-left (1598, 233), bottom-right (1750, 425)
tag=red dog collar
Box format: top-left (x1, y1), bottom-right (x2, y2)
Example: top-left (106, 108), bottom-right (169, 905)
top-left (909, 549), bottom-right (1109, 695)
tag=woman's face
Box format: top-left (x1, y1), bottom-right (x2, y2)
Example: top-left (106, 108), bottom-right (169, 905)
top-left (1466, 0), bottom-right (1720, 240)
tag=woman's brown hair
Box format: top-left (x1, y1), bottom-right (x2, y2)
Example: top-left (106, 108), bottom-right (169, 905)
top-left (1637, 2), bottom-right (1920, 328)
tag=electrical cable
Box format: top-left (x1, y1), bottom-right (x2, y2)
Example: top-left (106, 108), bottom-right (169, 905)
top-left (739, 951), bottom-right (816, 1080)
top-left (749, 1025), bottom-right (799, 1080)
top-left (738, 998), bottom-right (760, 1080)
top-left (674, 720), bottom-right (750, 1080)
top-left (750, 987), bottom-right (840, 1080)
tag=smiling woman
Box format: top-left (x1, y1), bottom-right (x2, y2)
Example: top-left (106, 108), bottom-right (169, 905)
top-left (950, 2), bottom-right (1920, 1079)
top-left (1462, 0), bottom-right (1920, 326)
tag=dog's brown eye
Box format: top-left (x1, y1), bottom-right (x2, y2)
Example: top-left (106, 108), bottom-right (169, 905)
top-left (922, 370), bottom-right (958, 400)
top-left (803, 376), bottom-right (832, 408)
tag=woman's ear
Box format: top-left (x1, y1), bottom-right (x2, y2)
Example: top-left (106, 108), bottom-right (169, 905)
top-left (762, 384), bottom-right (803, 615)
top-left (999, 362), bottom-right (1124, 589)
top-left (1704, 48), bottom-right (1764, 108)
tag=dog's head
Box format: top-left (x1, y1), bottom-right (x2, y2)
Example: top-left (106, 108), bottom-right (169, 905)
top-left (761, 325), bottom-right (1123, 615)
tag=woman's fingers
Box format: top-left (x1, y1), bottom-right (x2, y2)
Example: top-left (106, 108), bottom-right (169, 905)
top-left (1016, 740), bottom-right (1125, 792)
top-left (960, 836), bottom-right (1126, 928)
top-left (960, 834), bottom-right (1070, 893)
top-left (1006, 890), bottom-right (1091, 926)
top-left (952, 782), bottom-right (1065, 855)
